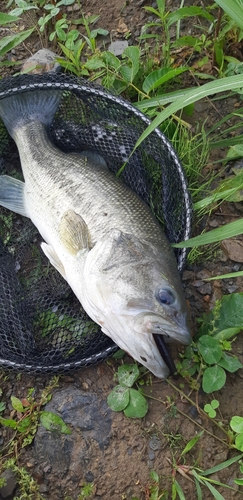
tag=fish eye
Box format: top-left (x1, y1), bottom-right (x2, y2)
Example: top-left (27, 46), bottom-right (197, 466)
top-left (156, 288), bottom-right (175, 306)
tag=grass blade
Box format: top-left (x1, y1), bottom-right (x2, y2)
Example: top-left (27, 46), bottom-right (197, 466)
top-left (173, 219), bottom-right (243, 248)
top-left (214, 0), bottom-right (243, 30)
top-left (174, 480), bottom-right (187, 500)
top-left (134, 74), bottom-right (243, 150)
top-left (195, 478), bottom-right (203, 500)
top-left (201, 454), bottom-right (243, 475)
top-left (206, 271), bottom-right (243, 280)
top-left (204, 481), bottom-right (226, 500)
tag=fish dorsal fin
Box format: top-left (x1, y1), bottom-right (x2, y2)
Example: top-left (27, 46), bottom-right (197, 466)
top-left (41, 242), bottom-right (66, 279)
top-left (59, 210), bottom-right (89, 255)
top-left (0, 175), bottom-right (29, 217)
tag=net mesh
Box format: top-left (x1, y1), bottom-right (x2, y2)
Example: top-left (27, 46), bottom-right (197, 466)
top-left (0, 73), bottom-right (192, 373)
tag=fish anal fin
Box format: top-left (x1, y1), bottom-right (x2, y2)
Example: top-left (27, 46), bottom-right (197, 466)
top-left (59, 210), bottom-right (89, 255)
top-left (41, 242), bottom-right (66, 279)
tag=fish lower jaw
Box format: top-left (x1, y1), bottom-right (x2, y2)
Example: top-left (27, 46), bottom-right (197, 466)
top-left (99, 324), bottom-right (171, 378)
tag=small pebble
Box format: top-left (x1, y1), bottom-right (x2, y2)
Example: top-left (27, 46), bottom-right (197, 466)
top-left (85, 471), bottom-right (94, 483)
top-left (148, 451), bottom-right (155, 460)
top-left (147, 460), bottom-right (154, 468)
top-left (149, 435), bottom-right (161, 451)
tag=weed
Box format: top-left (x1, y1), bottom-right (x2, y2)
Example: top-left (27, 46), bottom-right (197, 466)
top-left (132, 437), bottom-right (243, 499)
top-left (0, 376), bottom-right (70, 454)
top-left (2, 458), bottom-right (45, 500)
top-left (204, 399), bottom-right (220, 418)
top-left (0, 377), bottom-right (72, 497)
top-left (107, 364), bottom-right (148, 418)
top-left (178, 294), bottom-right (243, 393)
top-left (78, 483), bottom-right (94, 499)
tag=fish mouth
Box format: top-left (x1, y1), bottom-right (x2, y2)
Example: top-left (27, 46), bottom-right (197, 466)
top-left (153, 334), bottom-right (177, 375)
top-left (132, 311), bottom-right (191, 376)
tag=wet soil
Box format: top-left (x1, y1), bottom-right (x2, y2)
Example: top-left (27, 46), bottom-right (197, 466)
top-left (1, 1), bottom-right (243, 499)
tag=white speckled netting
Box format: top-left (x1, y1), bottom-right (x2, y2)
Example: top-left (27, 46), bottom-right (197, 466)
top-left (0, 73), bottom-right (192, 372)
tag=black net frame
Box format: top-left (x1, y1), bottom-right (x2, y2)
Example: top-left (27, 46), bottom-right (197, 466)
top-left (0, 73), bottom-right (192, 373)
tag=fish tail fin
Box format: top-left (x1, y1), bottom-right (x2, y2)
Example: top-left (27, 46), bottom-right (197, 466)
top-left (0, 89), bottom-right (61, 138)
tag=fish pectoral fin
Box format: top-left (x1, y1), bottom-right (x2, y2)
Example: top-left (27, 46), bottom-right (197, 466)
top-left (41, 243), bottom-right (66, 280)
top-left (59, 210), bottom-right (90, 255)
top-left (0, 175), bottom-right (29, 217)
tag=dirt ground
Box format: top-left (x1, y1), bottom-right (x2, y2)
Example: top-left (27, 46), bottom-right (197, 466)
top-left (1, 1), bottom-right (243, 499)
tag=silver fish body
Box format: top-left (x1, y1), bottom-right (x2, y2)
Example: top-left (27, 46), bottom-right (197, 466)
top-left (0, 89), bottom-right (191, 378)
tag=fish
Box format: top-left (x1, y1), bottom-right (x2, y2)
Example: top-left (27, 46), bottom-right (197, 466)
top-left (0, 88), bottom-right (191, 378)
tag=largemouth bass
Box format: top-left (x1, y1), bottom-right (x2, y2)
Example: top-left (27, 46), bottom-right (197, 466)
top-left (0, 89), bottom-right (191, 378)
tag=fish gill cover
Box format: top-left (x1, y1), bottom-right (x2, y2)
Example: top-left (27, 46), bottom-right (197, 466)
top-left (0, 73), bottom-right (192, 373)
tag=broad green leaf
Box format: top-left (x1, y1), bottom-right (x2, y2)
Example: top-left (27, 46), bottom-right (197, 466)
top-left (57, 0), bottom-right (75, 5)
top-left (107, 385), bottom-right (129, 411)
top-left (173, 35), bottom-right (202, 49)
top-left (84, 56), bottom-right (105, 70)
top-left (10, 5), bottom-right (37, 15)
top-left (180, 431), bottom-right (203, 457)
top-left (123, 389), bottom-right (148, 418)
top-left (218, 352), bottom-right (243, 372)
top-left (167, 6), bottom-right (214, 26)
top-left (215, 326), bottom-right (243, 339)
top-left (119, 64), bottom-right (132, 82)
top-left (112, 349), bottom-right (125, 359)
top-left (213, 294), bottom-right (243, 331)
top-left (102, 51), bottom-right (120, 70)
top-left (235, 434), bottom-right (243, 452)
top-left (211, 399), bottom-right (219, 410)
top-left (90, 28), bottom-right (108, 37)
top-left (121, 46), bottom-right (140, 82)
top-left (150, 470), bottom-right (159, 482)
top-left (58, 42), bottom-right (77, 64)
top-left (117, 364), bottom-right (140, 387)
top-left (0, 12), bottom-right (20, 24)
top-left (143, 6), bottom-right (164, 17)
top-left (198, 336), bottom-right (222, 364)
top-left (40, 411), bottom-right (71, 434)
top-left (214, 0), bottom-right (243, 30)
top-left (0, 417), bottom-right (18, 429)
top-left (197, 294), bottom-right (243, 340)
top-left (204, 404), bottom-right (216, 418)
top-left (173, 218), bottom-right (243, 248)
top-left (11, 395), bottom-right (25, 412)
top-left (230, 416), bottom-right (243, 434)
top-left (0, 402), bottom-right (5, 412)
top-left (226, 143), bottom-right (243, 162)
top-left (0, 27), bottom-right (34, 57)
top-left (17, 416), bottom-right (31, 433)
top-left (202, 365), bottom-right (226, 393)
top-left (142, 67), bottom-right (188, 94)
